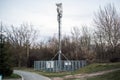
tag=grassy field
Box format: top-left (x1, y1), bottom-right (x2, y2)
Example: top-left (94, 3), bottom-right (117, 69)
top-left (73, 62), bottom-right (120, 74)
top-left (15, 67), bottom-right (72, 77)
top-left (15, 62), bottom-right (120, 78)
top-left (64, 70), bottom-right (120, 80)
top-left (87, 70), bottom-right (120, 80)
top-left (64, 62), bottom-right (120, 80)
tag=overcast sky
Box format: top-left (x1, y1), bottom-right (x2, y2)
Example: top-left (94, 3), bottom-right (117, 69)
top-left (0, 0), bottom-right (120, 40)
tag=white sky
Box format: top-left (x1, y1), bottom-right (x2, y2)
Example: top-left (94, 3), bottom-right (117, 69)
top-left (0, 0), bottom-right (120, 40)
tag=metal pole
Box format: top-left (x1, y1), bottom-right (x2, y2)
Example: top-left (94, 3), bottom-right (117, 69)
top-left (56, 3), bottom-right (62, 71)
top-left (58, 15), bottom-right (61, 71)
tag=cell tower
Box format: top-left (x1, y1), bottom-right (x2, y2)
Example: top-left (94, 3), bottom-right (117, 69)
top-left (34, 3), bottom-right (87, 72)
top-left (56, 3), bottom-right (62, 71)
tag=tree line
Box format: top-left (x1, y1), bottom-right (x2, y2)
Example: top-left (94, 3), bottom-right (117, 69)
top-left (0, 4), bottom-right (120, 73)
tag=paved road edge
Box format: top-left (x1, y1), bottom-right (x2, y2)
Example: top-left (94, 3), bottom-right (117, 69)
top-left (13, 70), bottom-right (24, 80)
top-left (14, 70), bottom-right (51, 80)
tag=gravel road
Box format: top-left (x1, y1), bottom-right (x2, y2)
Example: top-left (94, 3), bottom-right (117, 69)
top-left (14, 70), bottom-right (51, 80)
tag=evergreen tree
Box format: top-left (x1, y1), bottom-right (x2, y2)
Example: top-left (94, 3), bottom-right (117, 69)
top-left (0, 25), bottom-right (13, 77)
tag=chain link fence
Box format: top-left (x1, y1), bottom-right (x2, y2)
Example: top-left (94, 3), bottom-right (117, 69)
top-left (34, 60), bottom-right (86, 72)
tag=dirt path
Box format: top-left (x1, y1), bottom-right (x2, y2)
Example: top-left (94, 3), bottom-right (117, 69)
top-left (51, 68), bottom-right (120, 80)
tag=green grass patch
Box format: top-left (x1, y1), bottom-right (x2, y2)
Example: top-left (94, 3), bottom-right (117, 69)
top-left (4, 73), bottom-right (21, 79)
top-left (87, 70), bottom-right (120, 80)
top-left (37, 71), bottom-right (71, 77)
top-left (64, 78), bottom-right (86, 80)
top-left (73, 62), bottom-right (120, 74)
top-left (15, 67), bottom-right (72, 77)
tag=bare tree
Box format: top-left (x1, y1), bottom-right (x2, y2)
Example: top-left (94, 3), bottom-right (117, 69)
top-left (80, 26), bottom-right (96, 63)
top-left (80, 26), bottom-right (91, 50)
top-left (94, 4), bottom-right (120, 61)
top-left (71, 27), bottom-right (81, 60)
top-left (71, 26), bottom-right (95, 61)
top-left (6, 23), bottom-right (37, 67)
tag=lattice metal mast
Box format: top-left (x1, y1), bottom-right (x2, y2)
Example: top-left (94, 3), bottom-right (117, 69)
top-left (56, 3), bottom-right (62, 70)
